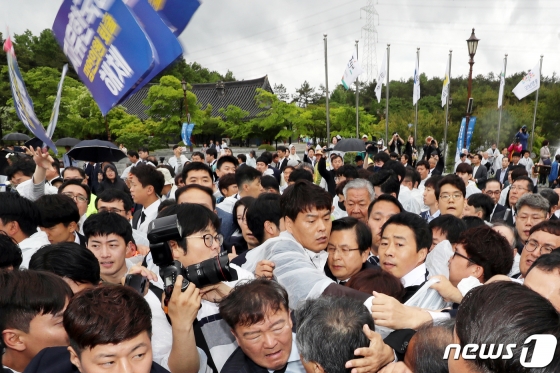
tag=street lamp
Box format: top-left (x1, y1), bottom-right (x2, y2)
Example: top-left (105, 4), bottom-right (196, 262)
top-left (181, 78), bottom-right (192, 151)
top-left (463, 28), bottom-right (479, 149)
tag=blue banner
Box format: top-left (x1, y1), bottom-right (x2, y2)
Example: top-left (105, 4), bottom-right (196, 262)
top-left (150, 0), bottom-right (200, 36)
top-left (455, 116), bottom-right (477, 163)
top-left (3, 37), bottom-right (58, 153)
top-left (124, 0), bottom-right (184, 97)
top-left (181, 122), bottom-right (195, 146)
top-left (52, 0), bottom-right (155, 116)
top-left (44, 64), bottom-right (68, 147)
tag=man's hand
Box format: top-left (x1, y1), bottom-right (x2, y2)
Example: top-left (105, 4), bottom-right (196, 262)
top-left (228, 246), bottom-right (238, 262)
top-left (371, 292), bottom-right (431, 330)
top-left (199, 282), bottom-right (233, 303)
top-left (166, 276), bottom-right (201, 329)
top-left (378, 362), bottom-right (413, 373)
top-left (120, 264), bottom-right (158, 296)
top-left (255, 260), bottom-right (275, 279)
top-left (429, 275), bottom-right (463, 303)
top-left (345, 325), bottom-right (395, 373)
top-left (29, 146), bottom-right (53, 170)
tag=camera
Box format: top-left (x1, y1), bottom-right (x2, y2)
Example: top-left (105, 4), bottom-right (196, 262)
top-left (147, 215), bottom-right (237, 307)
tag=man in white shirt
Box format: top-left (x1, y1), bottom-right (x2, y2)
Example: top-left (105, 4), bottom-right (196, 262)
top-left (217, 166), bottom-right (263, 215)
top-left (486, 143), bottom-right (499, 172)
top-left (121, 150), bottom-right (144, 179)
top-left (138, 146), bottom-right (156, 167)
top-left (455, 163), bottom-right (481, 198)
top-left (0, 192), bottom-right (50, 268)
top-left (129, 164), bottom-right (164, 234)
top-left (167, 145), bottom-right (189, 175)
top-left (416, 160), bottom-right (431, 188)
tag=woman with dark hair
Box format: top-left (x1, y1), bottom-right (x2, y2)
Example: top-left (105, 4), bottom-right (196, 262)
top-left (228, 197), bottom-right (257, 256)
top-left (96, 164), bottom-right (130, 195)
top-left (404, 135), bottom-right (417, 167)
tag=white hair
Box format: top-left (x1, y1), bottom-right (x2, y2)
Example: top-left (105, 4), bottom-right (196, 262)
top-left (343, 179), bottom-right (374, 201)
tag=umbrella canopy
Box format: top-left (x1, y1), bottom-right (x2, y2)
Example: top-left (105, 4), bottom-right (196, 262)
top-left (2, 132), bottom-right (31, 141)
top-left (67, 140), bottom-right (127, 163)
top-left (55, 137), bottom-right (81, 147)
top-left (24, 137), bottom-right (44, 149)
top-left (333, 138), bottom-right (366, 152)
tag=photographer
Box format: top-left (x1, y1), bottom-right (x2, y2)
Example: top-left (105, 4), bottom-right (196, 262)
top-left (155, 203), bottom-right (255, 372)
top-left (388, 132), bottom-right (404, 155)
top-left (516, 125), bottom-right (530, 151)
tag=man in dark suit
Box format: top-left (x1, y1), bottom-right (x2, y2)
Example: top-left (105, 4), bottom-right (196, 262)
top-left (276, 145), bottom-right (289, 172)
top-left (471, 154), bottom-right (488, 190)
top-left (494, 156), bottom-right (510, 186)
top-left (483, 179), bottom-right (506, 221)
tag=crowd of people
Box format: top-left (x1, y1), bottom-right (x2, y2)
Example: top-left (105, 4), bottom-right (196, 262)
top-left (1, 133), bottom-right (560, 373)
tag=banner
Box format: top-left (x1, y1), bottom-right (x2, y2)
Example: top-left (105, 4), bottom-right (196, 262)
top-left (413, 55), bottom-right (420, 105)
top-left (52, 0), bottom-right (156, 115)
top-left (44, 64), bottom-right (69, 147)
top-left (3, 35), bottom-right (58, 152)
top-left (122, 0), bottom-right (184, 97)
top-left (512, 61), bottom-right (540, 100)
top-left (181, 122), bottom-right (195, 146)
top-left (149, 0), bottom-right (200, 36)
top-left (441, 60), bottom-right (450, 107)
top-left (341, 53), bottom-right (364, 90)
top-left (455, 116), bottom-right (477, 162)
top-left (497, 71), bottom-right (505, 109)
top-left (374, 49), bottom-right (387, 103)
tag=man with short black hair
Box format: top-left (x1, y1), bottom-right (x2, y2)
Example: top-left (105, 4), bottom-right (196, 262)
top-left (525, 250), bottom-right (560, 311)
top-left (138, 147), bottom-right (155, 167)
top-left (435, 175), bottom-right (466, 218)
top-left (470, 153), bottom-right (488, 190)
top-left (367, 194), bottom-right (404, 265)
top-left (416, 160), bottom-right (430, 188)
top-left (420, 175), bottom-right (441, 222)
top-left (129, 165), bottom-right (164, 233)
top-left (191, 151), bottom-right (205, 163)
top-left (36, 194), bottom-right (85, 246)
top-left (483, 178), bottom-right (506, 220)
top-left (517, 220), bottom-right (560, 280)
top-left (168, 145), bottom-right (189, 175)
top-left (58, 180), bottom-right (92, 233)
top-left (277, 145), bottom-right (289, 172)
top-left (463, 193), bottom-right (494, 222)
top-left (218, 173), bottom-right (238, 200)
top-left (217, 166), bottom-right (263, 214)
top-left (261, 175), bottom-right (280, 194)
top-left (369, 170), bottom-right (400, 198)
top-left (455, 163), bottom-right (481, 197)
top-left (0, 192), bottom-right (50, 268)
top-left (514, 193), bottom-right (550, 253)
top-left (205, 148), bottom-right (218, 172)
top-left (0, 233), bottom-right (22, 271)
top-left (539, 188), bottom-right (560, 219)
top-left (182, 162), bottom-right (214, 189)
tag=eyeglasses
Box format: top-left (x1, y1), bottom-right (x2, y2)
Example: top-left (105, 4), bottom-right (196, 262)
top-left (98, 207), bottom-right (126, 214)
top-left (439, 193), bottom-right (463, 201)
top-left (524, 239), bottom-right (556, 255)
top-left (187, 233), bottom-right (223, 248)
top-left (452, 251), bottom-right (478, 265)
top-left (62, 192), bottom-right (88, 203)
top-left (485, 190), bottom-right (501, 196)
top-left (327, 247), bottom-right (361, 255)
top-left (510, 185), bottom-right (528, 192)
top-left (63, 178), bottom-right (84, 183)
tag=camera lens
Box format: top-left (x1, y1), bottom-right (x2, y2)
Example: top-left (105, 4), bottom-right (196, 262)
top-left (184, 251), bottom-right (236, 288)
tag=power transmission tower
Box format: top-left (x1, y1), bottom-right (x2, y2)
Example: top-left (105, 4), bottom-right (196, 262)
top-left (361, 0), bottom-right (379, 83)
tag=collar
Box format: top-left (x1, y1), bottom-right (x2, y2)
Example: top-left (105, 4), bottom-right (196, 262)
top-left (401, 263), bottom-right (428, 288)
top-left (427, 209), bottom-right (440, 222)
top-left (142, 199), bottom-right (161, 217)
top-left (305, 248), bottom-right (328, 269)
top-left (287, 333), bottom-right (300, 363)
top-left (74, 232), bottom-right (80, 245)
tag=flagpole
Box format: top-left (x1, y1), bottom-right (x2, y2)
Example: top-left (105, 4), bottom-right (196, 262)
top-left (385, 44), bottom-right (390, 146)
top-left (443, 50), bottom-right (452, 172)
top-left (324, 34), bottom-right (330, 143)
top-left (414, 47), bottom-right (419, 146)
top-left (497, 54), bottom-right (507, 148)
top-left (355, 40), bottom-right (360, 139)
top-left (530, 55), bottom-right (543, 152)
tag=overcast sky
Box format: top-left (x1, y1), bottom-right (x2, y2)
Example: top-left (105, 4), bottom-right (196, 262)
top-left (3, 0), bottom-right (560, 97)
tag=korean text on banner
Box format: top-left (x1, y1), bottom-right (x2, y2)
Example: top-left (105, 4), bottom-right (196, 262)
top-left (123, 0), bottom-right (184, 97)
top-left (149, 0), bottom-right (200, 36)
top-left (3, 36), bottom-right (58, 153)
top-left (455, 117), bottom-right (477, 162)
top-left (341, 54), bottom-right (363, 90)
top-left (52, 0), bottom-right (155, 116)
top-left (512, 61), bottom-right (540, 100)
top-left (181, 123), bottom-right (195, 146)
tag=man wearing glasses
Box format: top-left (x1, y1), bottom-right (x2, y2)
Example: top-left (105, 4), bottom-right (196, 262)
top-left (513, 194), bottom-right (550, 254)
top-left (516, 220), bottom-right (560, 280)
top-left (58, 179), bottom-right (91, 234)
top-left (492, 176), bottom-right (534, 226)
top-left (434, 175), bottom-right (466, 218)
top-left (483, 179), bottom-right (506, 220)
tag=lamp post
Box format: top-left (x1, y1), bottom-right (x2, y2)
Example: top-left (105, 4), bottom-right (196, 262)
top-left (181, 79), bottom-right (192, 151)
top-left (463, 28), bottom-right (479, 150)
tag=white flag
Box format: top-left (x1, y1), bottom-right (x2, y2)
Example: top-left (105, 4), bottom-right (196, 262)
top-left (413, 56), bottom-right (420, 105)
top-left (441, 60), bottom-right (450, 107)
top-left (512, 61), bottom-right (540, 100)
top-left (497, 71), bottom-right (505, 108)
top-left (374, 49), bottom-right (387, 103)
top-left (341, 54), bottom-right (364, 90)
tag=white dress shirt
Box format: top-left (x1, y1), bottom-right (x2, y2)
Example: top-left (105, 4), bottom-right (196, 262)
top-left (19, 230), bottom-right (51, 269)
top-left (401, 263), bottom-right (428, 288)
top-left (137, 200), bottom-right (161, 234)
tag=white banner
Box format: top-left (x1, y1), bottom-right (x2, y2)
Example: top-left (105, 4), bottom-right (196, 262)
top-left (512, 61), bottom-right (540, 100)
top-left (413, 55), bottom-right (420, 105)
top-left (497, 71), bottom-right (505, 108)
top-left (44, 64), bottom-right (68, 146)
top-left (341, 54), bottom-right (364, 90)
top-left (441, 60), bottom-right (450, 107)
top-left (374, 49), bottom-right (387, 103)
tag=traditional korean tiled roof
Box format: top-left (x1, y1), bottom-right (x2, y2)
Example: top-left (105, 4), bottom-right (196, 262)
top-left (120, 76), bottom-right (273, 120)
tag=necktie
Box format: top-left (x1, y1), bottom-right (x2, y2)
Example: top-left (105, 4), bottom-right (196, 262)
top-left (140, 211), bottom-right (146, 226)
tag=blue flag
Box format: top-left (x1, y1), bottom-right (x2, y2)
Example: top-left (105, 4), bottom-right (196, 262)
top-left (44, 64), bottom-right (68, 148)
top-left (123, 0), bottom-right (184, 97)
top-left (3, 35), bottom-right (58, 153)
top-left (181, 123), bottom-right (195, 146)
top-left (52, 0), bottom-right (155, 116)
top-left (455, 116), bottom-right (477, 163)
top-left (150, 0), bottom-right (201, 36)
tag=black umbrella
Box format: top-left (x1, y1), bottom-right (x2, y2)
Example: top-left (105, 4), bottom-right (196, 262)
top-left (2, 132), bottom-right (31, 141)
top-left (24, 137), bottom-right (44, 149)
top-left (67, 140), bottom-right (127, 163)
top-left (333, 138), bottom-right (366, 152)
top-left (55, 137), bottom-right (81, 147)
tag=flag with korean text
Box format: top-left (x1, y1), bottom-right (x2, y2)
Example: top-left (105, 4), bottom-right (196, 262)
top-left (341, 53), bottom-right (364, 90)
top-left (3, 35), bottom-right (58, 152)
top-left (497, 71), bottom-right (505, 108)
top-left (148, 0), bottom-right (200, 36)
top-left (512, 61), bottom-right (540, 100)
top-left (441, 60), bottom-right (450, 107)
top-left (52, 0), bottom-right (155, 115)
top-left (374, 49), bottom-right (387, 103)
top-left (44, 64), bottom-right (69, 147)
top-left (413, 56), bottom-right (420, 105)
